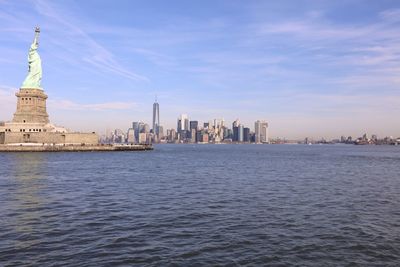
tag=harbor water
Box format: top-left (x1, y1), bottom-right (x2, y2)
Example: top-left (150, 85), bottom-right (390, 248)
top-left (0, 144), bottom-right (399, 266)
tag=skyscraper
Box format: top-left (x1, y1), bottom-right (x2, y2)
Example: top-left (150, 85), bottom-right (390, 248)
top-left (177, 114), bottom-right (189, 140)
top-left (190, 121), bottom-right (198, 131)
top-left (177, 114), bottom-right (188, 132)
top-left (238, 124), bottom-right (244, 142)
top-left (143, 123), bottom-right (150, 134)
top-left (184, 118), bottom-right (190, 133)
top-left (232, 119), bottom-right (240, 142)
top-left (255, 120), bottom-right (269, 143)
top-left (243, 127), bottom-right (250, 142)
top-left (190, 121), bottom-right (198, 142)
top-left (158, 126), bottom-right (164, 139)
top-left (132, 121), bottom-right (144, 141)
top-left (127, 128), bottom-right (135, 143)
top-left (152, 97), bottom-right (160, 136)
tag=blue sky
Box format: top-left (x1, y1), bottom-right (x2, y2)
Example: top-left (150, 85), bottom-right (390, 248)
top-left (1, 0), bottom-right (400, 139)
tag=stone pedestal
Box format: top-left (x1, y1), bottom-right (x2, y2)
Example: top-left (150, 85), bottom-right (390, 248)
top-left (12, 88), bottom-right (49, 124)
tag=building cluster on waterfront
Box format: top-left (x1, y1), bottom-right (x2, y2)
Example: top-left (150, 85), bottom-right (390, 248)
top-left (101, 99), bottom-right (269, 145)
top-left (302, 134), bottom-right (400, 146)
top-left (164, 116), bottom-right (269, 144)
top-left (98, 100), bottom-right (400, 146)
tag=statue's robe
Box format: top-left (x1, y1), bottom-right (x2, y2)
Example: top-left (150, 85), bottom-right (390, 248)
top-left (22, 39), bottom-right (42, 89)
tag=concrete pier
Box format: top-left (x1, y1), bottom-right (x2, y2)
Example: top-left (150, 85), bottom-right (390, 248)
top-left (0, 144), bottom-right (153, 152)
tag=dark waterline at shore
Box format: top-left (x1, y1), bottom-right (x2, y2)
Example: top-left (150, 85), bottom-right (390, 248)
top-left (0, 144), bottom-right (399, 266)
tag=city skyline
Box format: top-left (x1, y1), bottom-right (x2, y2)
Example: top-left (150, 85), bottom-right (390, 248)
top-left (1, 1), bottom-right (400, 139)
top-left (105, 99), bottom-right (397, 144)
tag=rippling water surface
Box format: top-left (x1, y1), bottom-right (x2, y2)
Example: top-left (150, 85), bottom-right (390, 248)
top-left (1, 144), bottom-right (400, 266)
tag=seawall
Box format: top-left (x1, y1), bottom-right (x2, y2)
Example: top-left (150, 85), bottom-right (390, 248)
top-left (0, 144), bottom-right (153, 152)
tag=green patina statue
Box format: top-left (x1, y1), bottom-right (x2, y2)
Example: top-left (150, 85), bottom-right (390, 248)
top-left (21, 27), bottom-right (42, 89)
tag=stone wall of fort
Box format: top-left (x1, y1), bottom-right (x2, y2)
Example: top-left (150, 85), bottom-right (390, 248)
top-left (64, 133), bottom-right (99, 144)
top-left (1, 132), bottom-right (98, 145)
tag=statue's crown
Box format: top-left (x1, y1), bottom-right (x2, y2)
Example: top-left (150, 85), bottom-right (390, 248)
top-left (35, 26), bottom-right (40, 33)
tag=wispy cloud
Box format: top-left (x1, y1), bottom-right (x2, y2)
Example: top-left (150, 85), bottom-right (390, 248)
top-left (130, 48), bottom-right (178, 67)
top-left (380, 8), bottom-right (400, 22)
top-left (48, 99), bottom-right (137, 111)
top-left (243, 8), bottom-right (400, 93)
top-left (0, 86), bottom-right (136, 113)
top-left (32, 0), bottom-right (148, 82)
top-left (1, 1), bottom-right (400, 137)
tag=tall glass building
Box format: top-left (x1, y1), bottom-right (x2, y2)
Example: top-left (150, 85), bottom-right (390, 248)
top-left (152, 99), bottom-right (160, 136)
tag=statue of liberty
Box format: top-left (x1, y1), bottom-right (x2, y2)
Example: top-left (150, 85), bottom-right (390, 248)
top-left (21, 27), bottom-right (42, 89)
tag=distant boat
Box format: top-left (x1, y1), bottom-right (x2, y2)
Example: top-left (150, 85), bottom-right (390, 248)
top-left (355, 140), bottom-right (369, 145)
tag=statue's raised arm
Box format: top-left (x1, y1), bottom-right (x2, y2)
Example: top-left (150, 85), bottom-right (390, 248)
top-left (33, 26), bottom-right (40, 46)
top-left (21, 27), bottom-right (42, 89)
